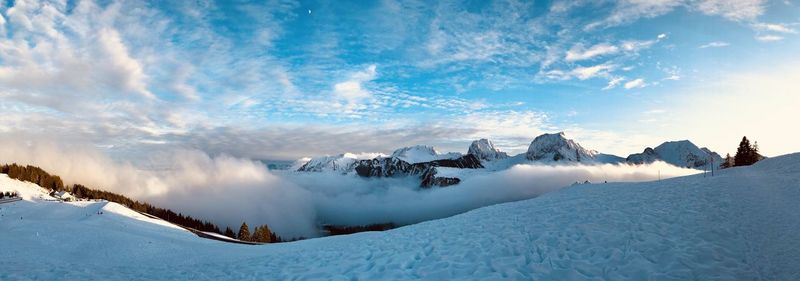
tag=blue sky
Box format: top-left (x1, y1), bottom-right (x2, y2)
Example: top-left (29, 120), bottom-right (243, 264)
top-left (0, 0), bottom-right (798, 161)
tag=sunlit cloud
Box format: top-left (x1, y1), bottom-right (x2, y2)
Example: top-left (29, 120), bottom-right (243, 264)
top-left (699, 41), bottom-right (730, 48)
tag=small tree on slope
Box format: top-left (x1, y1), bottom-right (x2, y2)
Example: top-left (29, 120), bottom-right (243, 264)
top-left (238, 222), bottom-right (251, 241)
top-left (734, 136), bottom-right (762, 167)
top-left (224, 227), bottom-right (235, 239)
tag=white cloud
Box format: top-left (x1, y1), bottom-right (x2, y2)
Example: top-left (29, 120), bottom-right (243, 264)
top-left (657, 33), bottom-right (668, 40)
top-left (756, 35), bottom-right (784, 42)
top-left (624, 78), bottom-right (646, 89)
top-left (451, 110), bottom-right (551, 153)
top-left (572, 63), bottom-right (617, 80)
top-left (699, 41), bottom-right (730, 48)
top-left (603, 76), bottom-right (626, 90)
top-left (620, 39), bottom-right (656, 52)
top-left (334, 81), bottom-right (371, 100)
top-left (540, 63), bottom-right (617, 82)
top-left (171, 64), bottom-right (199, 101)
top-left (585, 0), bottom-right (683, 29)
top-left (753, 23), bottom-right (797, 33)
top-left (693, 0), bottom-right (766, 22)
top-left (97, 28), bottom-right (153, 99)
top-left (588, 0), bottom-right (766, 30)
top-left (333, 64), bottom-right (377, 101)
top-left (565, 43), bottom-right (619, 61)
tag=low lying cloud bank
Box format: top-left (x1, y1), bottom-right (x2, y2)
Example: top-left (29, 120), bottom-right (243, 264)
top-left (0, 140), bottom-right (698, 238)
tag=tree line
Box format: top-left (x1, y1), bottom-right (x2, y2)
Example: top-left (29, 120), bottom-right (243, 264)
top-left (720, 136), bottom-right (764, 169)
top-left (1, 163), bottom-right (283, 243)
top-left (230, 222), bottom-right (288, 243)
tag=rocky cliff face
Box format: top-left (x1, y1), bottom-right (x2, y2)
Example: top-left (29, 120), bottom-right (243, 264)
top-left (626, 147), bottom-right (659, 164)
top-left (354, 154), bottom-right (483, 188)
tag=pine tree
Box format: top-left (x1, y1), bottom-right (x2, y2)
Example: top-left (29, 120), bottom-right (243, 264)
top-left (237, 222), bottom-right (251, 241)
top-left (721, 153), bottom-right (734, 169)
top-left (224, 227), bottom-right (235, 239)
top-left (251, 225), bottom-right (273, 243)
top-left (734, 136), bottom-right (753, 167)
top-left (753, 141), bottom-right (761, 161)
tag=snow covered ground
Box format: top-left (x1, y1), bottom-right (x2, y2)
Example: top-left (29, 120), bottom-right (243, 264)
top-left (2, 153), bottom-right (799, 280)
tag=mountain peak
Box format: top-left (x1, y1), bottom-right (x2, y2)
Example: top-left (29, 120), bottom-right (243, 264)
top-left (391, 145), bottom-right (461, 164)
top-left (526, 132), bottom-right (595, 162)
top-left (627, 140), bottom-right (723, 168)
top-left (467, 139), bottom-right (509, 161)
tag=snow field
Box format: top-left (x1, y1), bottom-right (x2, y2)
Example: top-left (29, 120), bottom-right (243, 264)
top-left (1, 154), bottom-right (799, 280)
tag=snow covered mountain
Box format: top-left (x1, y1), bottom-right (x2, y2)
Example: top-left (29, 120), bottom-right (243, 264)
top-left (626, 140), bottom-right (724, 169)
top-left (353, 154), bottom-right (483, 188)
top-left (296, 146), bottom-right (481, 187)
top-left (389, 145), bottom-right (462, 164)
top-left (5, 154), bottom-right (800, 280)
top-left (467, 139), bottom-right (509, 161)
top-left (297, 153), bottom-right (384, 173)
top-left (526, 132), bottom-right (597, 162)
top-left (297, 154), bottom-right (357, 173)
top-left (295, 134), bottom-right (723, 189)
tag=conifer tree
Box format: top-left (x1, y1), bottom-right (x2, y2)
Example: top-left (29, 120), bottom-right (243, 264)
top-left (224, 227), bottom-right (235, 239)
top-left (238, 222), bottom-right (251, 241)
top-left (721, 153), bottom-right (734, 169)
top-left (251, 225), bottom-right (273, 243)
top-left (735, 136), bottom-right (753, 166)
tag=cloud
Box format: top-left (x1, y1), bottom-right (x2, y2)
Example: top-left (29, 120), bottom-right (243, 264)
top-left (603, 76), bottom-right (626, 90)
top-left (699, 41), bottom-right (730, 48)
top-left (565, 33), bottom-right (665, 62)
top-left (755, 35), bottom-right (784, 41)
top-left (565, 43), bottom-right (619, 61)
top-left (693, 0), bottom-right (766, 22)
top-left (170, 64), bottom-right (199, 101)
top-left (620, 39), bottom-right (657, 52)
top-left (753, 23), bottom-right (797, 33)
top-left (333, 64), bottom-right (377, 101)
top-left (587, 0), bottom-right (766, 30)
top-left (449, 110), bottom-right (552, 153)
top-left (293, 162), bottom-right (698, 228)
top-left (0, 138), bottom-right (699, 238)
top-left (541, 63), bottom-right (618, 83)
top-left (572, 63), bottom-right (617, 80)
top-left (585, 0), bottom-right (683, 29)
top-left (624, 78), bottom-right (646, 89)
top-left (0, 139), bottom-right (316, 238)
top-left (97, 28), bottom-right (154, 99)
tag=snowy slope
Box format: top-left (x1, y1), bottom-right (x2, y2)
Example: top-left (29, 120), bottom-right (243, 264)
top-left (3, 154), bottom-right (800, 280)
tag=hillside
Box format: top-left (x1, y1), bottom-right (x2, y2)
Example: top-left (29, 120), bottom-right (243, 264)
top-left (2, 154), bottom-right (799, 280)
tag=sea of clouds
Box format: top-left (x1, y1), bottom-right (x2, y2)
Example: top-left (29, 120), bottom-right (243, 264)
top-left (0, 140), bottom-right (698, 238)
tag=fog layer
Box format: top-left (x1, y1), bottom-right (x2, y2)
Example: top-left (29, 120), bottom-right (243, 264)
top-left (0, 140), bottom-right (698, 238)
